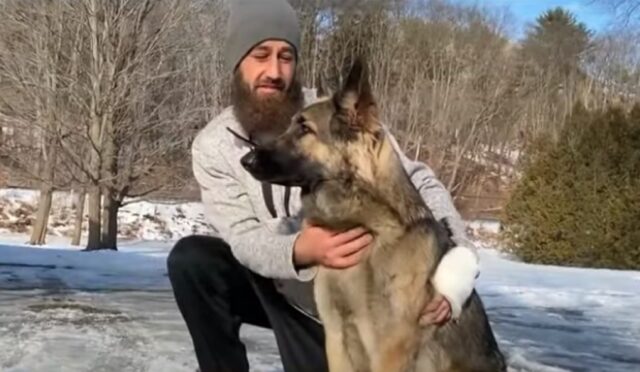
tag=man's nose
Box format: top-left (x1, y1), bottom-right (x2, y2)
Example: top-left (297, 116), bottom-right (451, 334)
top-left (265, 55), bottom-right (282, 80)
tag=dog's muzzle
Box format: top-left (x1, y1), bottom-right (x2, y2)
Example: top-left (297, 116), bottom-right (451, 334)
top-left (240, 150), bottom-right (258, 173)
top-left (240, 147), bottom-right (278, 182)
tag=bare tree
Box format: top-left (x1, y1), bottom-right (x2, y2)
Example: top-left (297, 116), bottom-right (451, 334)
top-left (57, 0), bottom-right (214, 250)
top-left (0, 1), bottom-right (75, 245)
top-left (1, 0), bottom-right (636, 238)
top-left (1, 0), bottom-right (221, 249)
top-left (591, 0), bottom-right (640, 26)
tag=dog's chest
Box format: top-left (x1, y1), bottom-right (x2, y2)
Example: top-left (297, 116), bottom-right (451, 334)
top-left (321, 247), bottom-right (398, 317)
top-left (325, 264), bottom-right (373, 313)
top-left (317, 232), bottom-right (433, 320)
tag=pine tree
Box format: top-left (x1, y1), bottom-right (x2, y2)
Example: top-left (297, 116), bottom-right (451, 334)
top-left (521, 7), bottom-right (593, 77)
top-left (502, 103), bottom-right (640, 270)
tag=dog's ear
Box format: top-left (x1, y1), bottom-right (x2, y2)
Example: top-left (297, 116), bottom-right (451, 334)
top-left (334, 57), bottom-right (379, 131)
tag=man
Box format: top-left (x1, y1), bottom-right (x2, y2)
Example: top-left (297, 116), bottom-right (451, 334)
top-left (167, 0), bottom-right (480, 371)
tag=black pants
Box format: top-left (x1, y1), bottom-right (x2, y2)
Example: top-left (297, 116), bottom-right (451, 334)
top-left (167, 235), bottom-right (328, 372)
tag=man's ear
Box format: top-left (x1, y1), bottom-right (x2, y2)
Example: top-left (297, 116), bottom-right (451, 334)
top-left (333, 57), bottom-right (378, 131)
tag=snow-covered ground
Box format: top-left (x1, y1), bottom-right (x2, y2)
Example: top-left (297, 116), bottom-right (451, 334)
top-left (0, 188), bottom-right (211, 242)
top-left (1, 189), bottom-right (639, 371)
top-left (0, 238), bottom-right (285, 372)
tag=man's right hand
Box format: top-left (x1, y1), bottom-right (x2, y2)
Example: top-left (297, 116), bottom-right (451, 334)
top-left (293, 220), bottom-right (373, 269)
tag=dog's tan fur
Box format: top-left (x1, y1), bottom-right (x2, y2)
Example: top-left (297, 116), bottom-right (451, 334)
top-left (241, 59), bottom-right (506, 372)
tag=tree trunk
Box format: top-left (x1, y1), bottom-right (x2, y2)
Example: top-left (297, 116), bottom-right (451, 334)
top-left (101, 193), bottom-right (119, 250)
top-left (85, 185), bottom-right (101, 250)
top-left (85, 0), bottom-right (103, 252)
top-left (29, 185), bottom-right (53, 245)
top-left (100, 114), bottom-right (118, 250)
top-left (29, 139), bottom-right (57, 245)
top-left (71, 189), bottom-right (85, 246)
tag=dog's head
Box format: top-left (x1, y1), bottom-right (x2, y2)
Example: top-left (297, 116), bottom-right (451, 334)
top-left (240, 58), bottom-right (389, 192)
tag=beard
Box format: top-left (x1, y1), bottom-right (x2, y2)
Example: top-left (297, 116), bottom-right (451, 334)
top-left (231, 70), bottom-right (304, 145)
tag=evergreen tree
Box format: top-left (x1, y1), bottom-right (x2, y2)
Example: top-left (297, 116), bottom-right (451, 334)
top-left (502, 103), bottom-right (640, 270)
top-left (521, 7), bottom-right (593, 77)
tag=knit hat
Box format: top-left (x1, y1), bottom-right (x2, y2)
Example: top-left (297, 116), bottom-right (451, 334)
top-left (224, 0), bottom-right (301, 73)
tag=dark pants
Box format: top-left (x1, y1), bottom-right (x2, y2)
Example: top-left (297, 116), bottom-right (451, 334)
top-left (166, 235), bottom-right (328, 372)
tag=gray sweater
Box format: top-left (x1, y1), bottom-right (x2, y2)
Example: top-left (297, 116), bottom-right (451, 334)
top-left (191, 90), bottom-right (479, 319)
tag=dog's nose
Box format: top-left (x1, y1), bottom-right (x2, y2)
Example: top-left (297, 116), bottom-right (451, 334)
top-left (240, 151), bottom-right (257, 171)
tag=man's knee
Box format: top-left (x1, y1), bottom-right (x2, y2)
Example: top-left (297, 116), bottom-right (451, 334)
top-left (167, 235), bottom-right (230, 274)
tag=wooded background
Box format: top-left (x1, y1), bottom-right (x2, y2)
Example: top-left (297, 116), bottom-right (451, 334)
top-left (0, 0), bottom-right (638, 253)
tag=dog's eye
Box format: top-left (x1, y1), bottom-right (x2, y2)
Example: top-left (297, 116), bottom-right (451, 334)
top-left (298, 120), bottom-right (314, 136)
top-left (301, 123), bottom-right (312, 134)
top-left (295, 115), bottom-right (315, 136)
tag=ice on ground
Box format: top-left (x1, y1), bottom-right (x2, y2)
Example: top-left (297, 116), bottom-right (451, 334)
top-left (1, 240), bottom-right (639, 371)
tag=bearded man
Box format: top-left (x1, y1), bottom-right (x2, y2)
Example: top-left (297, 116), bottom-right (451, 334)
top-left (167, 1), bottom-right (480, 371)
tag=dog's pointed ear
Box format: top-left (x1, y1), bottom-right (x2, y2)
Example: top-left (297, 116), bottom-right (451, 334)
top-left (334, 58), bottom-right (378, 131)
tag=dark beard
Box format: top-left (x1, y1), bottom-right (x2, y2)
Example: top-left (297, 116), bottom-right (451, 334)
top-left (231, 70), bottom-right (304, 144)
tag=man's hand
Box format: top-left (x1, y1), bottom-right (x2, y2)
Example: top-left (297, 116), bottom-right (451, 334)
top-left (294, 220), bottom-right (373, 269)
top-left (419, 293), bottom-right (452, 326)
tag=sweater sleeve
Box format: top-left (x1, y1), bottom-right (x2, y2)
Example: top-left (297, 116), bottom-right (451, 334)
top-left (191, 136), bottom-right (317, 281)
top-left (384, 127), bottom-right (479, 319)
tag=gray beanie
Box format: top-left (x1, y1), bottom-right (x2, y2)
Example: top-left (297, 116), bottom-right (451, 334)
top-left (224, 0), bottom-right (301, 73)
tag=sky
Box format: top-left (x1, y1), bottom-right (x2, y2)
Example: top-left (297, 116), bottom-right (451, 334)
top-left (457, 0), bottom-right (616, 40)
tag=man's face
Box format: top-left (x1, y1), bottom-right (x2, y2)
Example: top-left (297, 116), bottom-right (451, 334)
top-left (232, 39), bottom-right (303, 142)
top-left (237, 40), bottom-right (296, 99)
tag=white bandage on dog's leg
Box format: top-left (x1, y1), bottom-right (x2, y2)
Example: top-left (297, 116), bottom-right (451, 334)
top-left (431, 246), bottom-right (479, 320)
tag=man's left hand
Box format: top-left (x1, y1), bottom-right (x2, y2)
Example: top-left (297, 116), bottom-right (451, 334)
top-left (419, 293), bottom-right (451, 326)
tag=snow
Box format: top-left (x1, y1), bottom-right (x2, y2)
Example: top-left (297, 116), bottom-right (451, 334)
top-left (0, 240), bottom-right (281, 372)
top-left (0, 240), bottom-right (170, 291)
top-left (476, 247), bottom-right (640, 372)
top-left (0, 188), bottom-right (210, 242)
top-left (1, 190), bottom-right (640, 371)
top-left (467, 218), bottom-right (502, 235)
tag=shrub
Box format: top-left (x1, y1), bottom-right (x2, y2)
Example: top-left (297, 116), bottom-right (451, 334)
top-left (501, 103), bottom-right (640, 270)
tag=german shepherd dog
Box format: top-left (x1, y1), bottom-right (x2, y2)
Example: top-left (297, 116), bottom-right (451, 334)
top-left (238, 59), bottom-right (506, 372)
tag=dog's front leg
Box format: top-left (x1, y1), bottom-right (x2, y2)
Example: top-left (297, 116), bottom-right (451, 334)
top-left (325, 326), bottom-right (357, 372)
top-left (371, 322), bottom-right (420, 372)
top-left (315, 271), bottom-right (356, 372)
